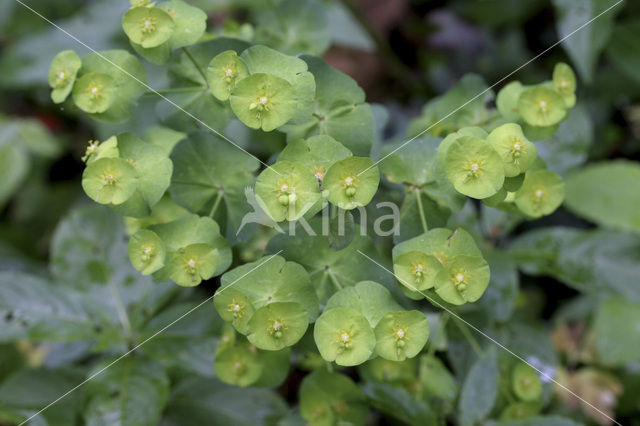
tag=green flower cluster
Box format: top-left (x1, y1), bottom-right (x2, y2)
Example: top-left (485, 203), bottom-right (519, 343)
top-left (497, 62), bottom-right (578, 139)
top-left (123, 0), bottom-right (207, 64)
top-left (496, 361), bottom-right (545, 421)
top-left (314, 282), bottom-right (429, 366)
top-left (213, 256), bottom-right (319, 351)
top-left (206, 45), bottom-right (317, 132)
top-left (48, 50), bottom-right (146, 123)
top-left (255, 135), bottom-right (380, 221)
top-left (440, 124), bottom-right (565, 218)
top-left (392, 228), bottom-right (489, 306)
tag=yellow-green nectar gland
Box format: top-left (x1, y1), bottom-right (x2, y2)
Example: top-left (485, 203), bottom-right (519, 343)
top-left (55, 70), bottom-right (67, 87)
top-left (509, 137), bottom-right (525, 163)
top-left (140, 16), bottom-right (157, 33)
top-left (538, 99), bottom-right (549, 113)
top-left (337, 330), bottom-right (353, 352)
top-left (411, 263), bottom-right (425, 282)
top-left (454, 270), bottom-right (468, 292)
top-left (227, 300), bottom-right (244, 318)
top-left (434, 251), bottom-right (448, 266)
top-left (249, 94), bottom-right (273, 120)
top-left (464, 160), bottom-right (484, 181)
top-left (269, 319), bottom-right (287, 339)
top-left (233, 361), bottom-right (245, 374)
top-left (344, 176), bottom-right (357, 197)
top-left (277, 182), bottom-right (296, 206)
top-left (141, 245), bottom-right (153, 261)
top-left (185, 258), bottom-right (197, 277)
top-left (332, 401), bottom-right (348, 417)
top-left (532, 188), bottom-right (546, 208)
top-left (312, 167), bottom-right (324, 185)
top-left (102, 171), bottom-right (116, 185)
top-left (87, 83), bottom-right (102, 100)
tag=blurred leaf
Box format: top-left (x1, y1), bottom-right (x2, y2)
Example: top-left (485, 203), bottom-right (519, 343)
top-left (0, 143), bottom-right (29, 209)
top-left (552, 0), bottom-right (622, 83)
top-left (564, 160), bottom-right (640, 232)
top-left (593, 298), bottom-right (640, 366)
top-left (161, 376), bottom-right (288, 426)
top-left (324, 2), bottom-right (374, 51)
top-left (536, 104), bottom-right (593, 176)
top-left (254, 0), bottom-right (330, 55)
top-left (328, 210), bottom-right (355, 251)
top-left (510, 227), bottom-right (640, 302)
top-left (458, 348), bottom-right (498, 426)
top-left (363, 382), bottom-right (438, 426)
top-left (496, 415), bottom-right (584, 426)
top-left (0, 368), bottom-right (85, 426)
top-left (380, 136), bottom-right (441, 186)
top-left (0, 271), bottom-right (95, 342)
top-left (84, 357), bottom-right (169, 426)
top-left (606, 18), bottom-right (640, 84)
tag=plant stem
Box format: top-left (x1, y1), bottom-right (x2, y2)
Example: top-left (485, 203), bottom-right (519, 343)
top-left (453, 317), bottom-right (483, 357)
top-left (208, 190), bottom-right (224, 218)
top-left (414, 187), bottom-right (428, 233)
top-left (182, 46), bottom-right (209, 86)
top-left (327, 270), bottom-right (343, 290)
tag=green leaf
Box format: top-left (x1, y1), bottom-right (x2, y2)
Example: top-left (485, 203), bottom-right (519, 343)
top-left (206, 50), bottom-right (249, 101)
top-left (496, 415), bottom-right (584, 426)
top-left (280, 56), bottom-right (375, 156)
top-left (324, 281), bottom-right (403, 327)
top-left (160, 0), bottom-right (207, 49)
top-left (380, 136), bottom-right (441, 186)
top-left (593, 298), bottom-right (640, 366)
top-left (509, 227), bottom-right (640, 302)
top-left (362, 382), bottom-right (437, 426)
top-left (323, 157), bottom-right (380, 210)
top-left (213, 344), bottom-right (263, 387)
top-left (458, 348), bottom-right (499, 426)
top-left (606, 18), bottom-right (640, 84)
top-left (552, 0), bottom-right (622, 82)
top-left (564, 160), bottom-right (640, 232)
top-left (266, 218), bottom-right (395, 304)
top-left (477, 251), bottom-right (519, 322)
top-left (84, 357), bottom-right (169, 426)
top-left (255, 0), bottom-right (330, 56)
top-left (169, 131), bottom-right (259, 240)
top-left (162, 376), bottom-right (288, 426)
top-left (278, 134), bottom-right (352, 185)
top-left (0, 143), bottom-right (29, 209)
top-left (407, 74), bottom-right (494, 138)
top-left (328, 210), bottom-right (356, 251)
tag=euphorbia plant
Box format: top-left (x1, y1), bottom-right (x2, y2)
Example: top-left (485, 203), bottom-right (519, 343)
top-left (46, 0), bottom-right (579, 423)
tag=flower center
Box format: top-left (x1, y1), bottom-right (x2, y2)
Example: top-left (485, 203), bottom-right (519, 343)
top-left (87, 83), bottom-right (101, 99)
top-left (259, 96), bottom-right (268, 105)
top-left (224, 68), bottom-right (233, 77)
top-left (538, 100), bottom-right (548, 110)
top-left (534, 188), bottom-right (545, 200)
top-left (465, 160), bottom-right (484, 178)
top-left (140, 17), bottom-right (157, 33)
top-left (102, 172), bottom-right (116, 185)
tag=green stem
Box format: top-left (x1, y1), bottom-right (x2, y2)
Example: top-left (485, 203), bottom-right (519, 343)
top-left (182, 47), bottom-right (209, 86)
top-left (414, 188), bottom-right (428, 233)
top-left (143, 86), bottom-right (207, 95)
top-left (453, 317), bottom-right (483, 357)
top-left (208, 191), bottom-right (224, 218)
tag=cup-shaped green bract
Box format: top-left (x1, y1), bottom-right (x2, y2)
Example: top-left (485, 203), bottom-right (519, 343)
top-left (514, 169), bottom-right (564, 218)
top-left (229, 73), bottom-right (297, 131)
top-left (496, 81), bottom-right (524, 121)
top-left (247, 302), bottom-right (309, 350)
top-left (167, 243), bottom-right (218, 286)
top-left (48, 50), bottom-right (82, 104)
top-left (511, 363), bottom-right (543, 402)
top-left (82, 157), bottom-right (137, 205)
top-left (323, 157), bottom-right (380, 210)
top-left (128, 229), bottom-right (165, 275)
top-left (255, 161), bottom-right (321, 222)
top-left (374, 310), bottom-right (429, 362)
top-left (487, 123), bottom-right (538, 177)
top-left (518, 86), bottom-right (567, 127)
top-left (503, 173), bottom-right (525, 192)
top-left (393, 251), bottom-right (443, 291)
top-left (206, 50), bottom-right (249, 101)
top-left (72, 72), bottom-right (117, 114)
top-left (213, 287), bottom-right (255, 335)
top-left (109, 132), bottom-right (173, 218)
top-left (314, 306), bottom-right (375, 366)
top-left (84, 136), bottom-right (119, 164)
top-left (214, 344), bottom-right (263, 387)
top-left (278, 135), bottom-right (352, 186)
top-left (122, 6), bottom-right (175, 48)
top-left (499, 402), bottom-right (541, 421)
top-left (324, 281), bottom-right (403, 328)
top-left (444, 136), bottom-right (505, 199)
top-left (553, 62), bottom-right (577, 108)
top-left (435, 255), bottom-right (490, 305)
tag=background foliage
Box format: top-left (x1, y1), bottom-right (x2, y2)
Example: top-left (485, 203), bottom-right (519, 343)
top-left (1, 0), bottom-right (640, 425)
